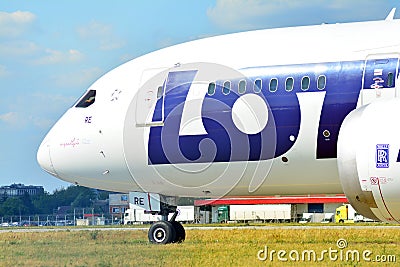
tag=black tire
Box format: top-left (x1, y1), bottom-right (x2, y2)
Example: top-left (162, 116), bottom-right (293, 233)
top-left (171, 221), bottom-right (185, 243)
top-left (148, 221), bottom-right (176, 244)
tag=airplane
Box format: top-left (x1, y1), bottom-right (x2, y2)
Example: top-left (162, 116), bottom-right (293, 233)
top-left (38, 9), bottom-right (400, 244)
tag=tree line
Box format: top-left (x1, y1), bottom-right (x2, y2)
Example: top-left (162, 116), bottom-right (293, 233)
top-left (0, 186), bottom-right (109, 216)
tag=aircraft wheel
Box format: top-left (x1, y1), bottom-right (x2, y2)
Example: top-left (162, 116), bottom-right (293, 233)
top-left (171, 221), bottom-right (185, 243)
top-left (148, 221), bottom-right (176, 244)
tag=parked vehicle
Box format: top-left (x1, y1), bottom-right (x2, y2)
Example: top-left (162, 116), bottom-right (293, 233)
top-left (299, 213), bottom-right (313, 223)
top-left (321, 213), bottom-right (334, 223)
top-left (335, 204), bottom-right (355, 223)
top-left (217, 204), bottom-right (292, 223)
top-left (354, 212), bottom-right (375, 222)
top-left (124, 206), bottom-right (195, 224)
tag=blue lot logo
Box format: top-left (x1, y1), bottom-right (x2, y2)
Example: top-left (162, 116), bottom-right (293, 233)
top-left (376, 144), bottom-right (389, 168)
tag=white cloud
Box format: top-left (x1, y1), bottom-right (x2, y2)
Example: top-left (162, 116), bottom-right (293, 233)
top-left (31, 93), bottom-right (77, 109)
top-left (207, 0), bottom-right (390, 30)
top-left (0, 109), bottom-right (61, 130)
top-left (77, 21), bottom-right (126, 51)
top-left (52, 67), bottom-right (103, 89)
top-left (0, 112), bottom-right (19, 123)
top-left (33, 49), bottom-right (84, 65)
top-left (0, 41), bottom-right (39, 57)
top-left (2, 93), bottom-right (77, 130)
top-left (30, 116), bottom-right (53, 129)
top-left (0, 41), bottom-right (84, 66)
top-left (77, 21), bottom-right (112, 39)
top-left (0, 11), bottom-right (36, 38)
top-left (207, 0), bottom-right (305, 30)
top-left (0, 65), bottom-right (11, 77)
top-left (99, 39), bottom-right (126, 51)
top-left (0, 112), bottom-right (25, 128)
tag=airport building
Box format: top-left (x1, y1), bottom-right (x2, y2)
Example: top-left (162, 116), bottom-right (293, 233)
top-left (195, 195), bottom-right (348, 223)
top-left (109, 193), bottom-right (129, 213)
top-left (0, 183), bottom-right (44, 197)
top-left (109, 193), bottom-right (129, 223)
top-left (112, 192), bottom-right (349, 224)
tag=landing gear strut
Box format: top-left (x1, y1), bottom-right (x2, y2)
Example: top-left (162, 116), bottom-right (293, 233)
top-left (148, 205), bottom-right (185, 244)
top-left (127, 192), bottom-right (186, 244)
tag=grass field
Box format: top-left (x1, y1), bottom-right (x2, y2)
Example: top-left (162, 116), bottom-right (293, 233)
top-left (0, 225), bottom-right (399, 266)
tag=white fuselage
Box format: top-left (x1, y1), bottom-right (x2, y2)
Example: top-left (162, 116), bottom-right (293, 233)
top-left (38, 18), bottom-right (400, 199)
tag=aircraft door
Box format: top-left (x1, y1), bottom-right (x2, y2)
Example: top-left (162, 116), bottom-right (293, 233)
top-left (361, 54), bottom-right (399, 105)
top-left (136, 67), bottom-right (168, 127)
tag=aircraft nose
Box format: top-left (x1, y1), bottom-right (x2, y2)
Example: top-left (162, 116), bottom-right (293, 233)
top-left (37, 141), bottom-right (58, 177)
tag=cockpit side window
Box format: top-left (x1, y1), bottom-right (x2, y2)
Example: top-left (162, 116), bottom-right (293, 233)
top-left (75, 90), bottom-right (96, 108)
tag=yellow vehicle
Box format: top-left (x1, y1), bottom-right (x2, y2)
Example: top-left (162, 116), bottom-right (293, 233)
top-left (335, 204), bottom-right (355, 223)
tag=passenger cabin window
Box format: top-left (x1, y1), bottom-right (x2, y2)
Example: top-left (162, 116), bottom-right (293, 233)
top-left (208, 82), bottom-right (216, 95)
top-left (238, 80), bottom-right (246, 94)
top-left (156, 86), bottom-right (163, 99)
top-left (223, 81), bottom-right (231, 95)
top-left (254, 79), bottom-right (262, 93)
top-left (75, 90), bottom-right (96, 108)
top-left (317, 75), bottom-right (326, 90)
top-left (285, 77), bottom-right (294, 92)
top-left (387, 72), bottom-right (394, 87)
top-left (301, 76), bottom-right (310, 91)
top-left (269, 78), bottom-right (278, 92)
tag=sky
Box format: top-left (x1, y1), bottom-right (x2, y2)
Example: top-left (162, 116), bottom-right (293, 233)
top-left (1, 0), bottom-right (399, 193)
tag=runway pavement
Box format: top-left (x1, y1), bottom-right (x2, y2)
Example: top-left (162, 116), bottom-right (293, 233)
top-left (1, 224), bottom-right (400, 233)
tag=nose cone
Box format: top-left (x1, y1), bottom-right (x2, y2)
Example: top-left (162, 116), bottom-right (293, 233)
top-left (37, 141), bottom-right (58, 177)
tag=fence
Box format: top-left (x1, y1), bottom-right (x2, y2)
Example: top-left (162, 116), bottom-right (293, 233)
top-left (0, 211), bottom-right (121, 227)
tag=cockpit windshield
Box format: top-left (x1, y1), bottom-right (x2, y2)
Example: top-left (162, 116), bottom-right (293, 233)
top-left (75, 90), bottom-right (96, 108)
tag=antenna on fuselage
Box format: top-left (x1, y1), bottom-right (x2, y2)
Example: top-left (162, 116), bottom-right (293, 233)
top-left (385, 8), bottom-right (396, 21)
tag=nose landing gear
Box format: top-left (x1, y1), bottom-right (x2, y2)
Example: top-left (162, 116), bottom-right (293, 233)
top-left (148, 209), bottom-right (186, 244)
top-left (127, 192), bottom-right (186, 244)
